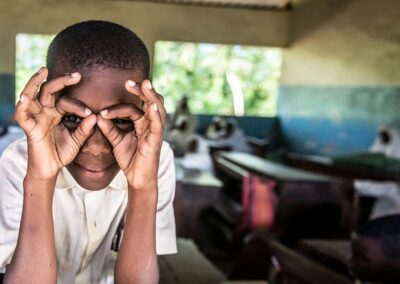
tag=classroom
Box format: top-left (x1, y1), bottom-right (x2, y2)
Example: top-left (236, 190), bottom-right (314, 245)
top-left (0, 0), bottom-right (399, 283)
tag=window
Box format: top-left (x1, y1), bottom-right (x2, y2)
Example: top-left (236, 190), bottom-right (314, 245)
top-left (15, 36), bottom-right (282, 117)
top-left (16, 33), bottom-right (54, 99)
top-left (153, 41), bottom-right (282, 116)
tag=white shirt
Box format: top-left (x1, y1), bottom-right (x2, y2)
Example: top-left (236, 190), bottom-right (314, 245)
top-left (0, 138), bottom-right (177, 283)
top-left (354, 125), bottom-right (400, 219)
top-left (0, 126), bottom-right (24, 155)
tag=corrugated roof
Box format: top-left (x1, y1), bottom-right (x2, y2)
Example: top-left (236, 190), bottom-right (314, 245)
top-left (124, 0), bottom-right (291, 10)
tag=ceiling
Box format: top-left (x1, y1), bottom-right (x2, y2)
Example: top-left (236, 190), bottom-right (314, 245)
top-left (124, 0), bottom-right (291, 10)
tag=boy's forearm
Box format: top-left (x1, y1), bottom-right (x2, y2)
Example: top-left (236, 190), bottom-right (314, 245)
top-left (4, 177), bottom-right (57, 284)
top-left (115, 189), bottom-right (159, 284)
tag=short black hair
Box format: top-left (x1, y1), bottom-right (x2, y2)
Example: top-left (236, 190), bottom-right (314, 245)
top-left (46, 20), bottom-right (150, 78)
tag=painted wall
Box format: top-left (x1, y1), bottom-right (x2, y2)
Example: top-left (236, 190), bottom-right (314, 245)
top-left (0, 0), bottom-right (290, 125)
top-left (279, 0), bottom-right (400, 156)
top-left (196, 114), bottom-right (281, 146)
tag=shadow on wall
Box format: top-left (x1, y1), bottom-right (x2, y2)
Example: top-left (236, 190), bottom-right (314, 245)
top-left (291, 0), bottom-right (352, 43)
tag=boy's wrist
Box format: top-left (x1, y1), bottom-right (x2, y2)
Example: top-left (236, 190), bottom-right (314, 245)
top-left (25, 164), bottom-right (61, 182)
top-left (24, 174), bottom-right (58, 192)
top-left (127, 185), bottom-right (158, 202)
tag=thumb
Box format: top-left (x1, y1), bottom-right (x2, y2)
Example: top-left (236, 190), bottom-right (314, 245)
top-left (96, 115), bottom-right (125, 147)
top-left (71, 114), bottom-right (97, 147)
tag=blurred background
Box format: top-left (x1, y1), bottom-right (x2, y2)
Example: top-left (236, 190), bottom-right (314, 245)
top-left (1, 0), bottom-right (400, 283)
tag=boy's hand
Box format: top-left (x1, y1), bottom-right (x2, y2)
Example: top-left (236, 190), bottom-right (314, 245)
top-left (97, 80), bottom-right (165, 191)
top-left (14, 68), bottom-right (97, 182)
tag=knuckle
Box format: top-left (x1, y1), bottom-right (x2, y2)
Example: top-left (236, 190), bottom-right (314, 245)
top-left (56, 95), bottom-right (67, 104)
top-left (75, 126), bottom-right (86, 139)
top-left (38, 83), bottom-right (47, 95)
top-left (71, 133), bottom-right (83, 147)
top-left (155, 124), bottom-right (163, 133)
top-left (55, 97), bottom-right (67, 109)
top-left (104, 126), bottom-right (116, 138)
top-left (14, 112), bottom-right (21, 122)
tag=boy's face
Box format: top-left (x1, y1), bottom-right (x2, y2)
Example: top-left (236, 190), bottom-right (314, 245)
top-left (57, 67), bottom-right (144, 190)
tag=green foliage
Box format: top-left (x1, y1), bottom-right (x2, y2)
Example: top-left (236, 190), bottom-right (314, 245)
top-left (153, 41), bottom-right (282, 116)
top-left (15, 36), bottom-right (282, 117)
top-left (15, 34), bottom-right (54, 99)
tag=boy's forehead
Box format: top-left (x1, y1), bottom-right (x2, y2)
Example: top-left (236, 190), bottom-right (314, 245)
top-left (62, 68), bottom-right (143, 111)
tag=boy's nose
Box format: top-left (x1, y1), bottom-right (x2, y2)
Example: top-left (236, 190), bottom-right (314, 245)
top-left (81, 126), bottom-right (112, 156)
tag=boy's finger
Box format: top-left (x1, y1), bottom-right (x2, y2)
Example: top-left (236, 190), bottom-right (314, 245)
top-left (56, 96), bottom-right (92, 117)
top-left (19, 67), bottom-right (48, 101)
top-left (99, 103), bottom-right (144, 122)
top-left (71, 114), bottom-right (97, 147)
top-left (124, 80), bottom-right (166, 125)
top-left (38, 72), bottom-right (81, 107)
top-left (145, 103), bottom-right (164, 148)
top-left (97, 116), bottom-right (125, 148)
top-left (124, 80), bottom-right (145, 100)
top-left (17, 94), bottom-right (42, 117)
top-left (14, 95), bottom-right (36, 132)
top-left (138, 80), bottom-right (167, 125)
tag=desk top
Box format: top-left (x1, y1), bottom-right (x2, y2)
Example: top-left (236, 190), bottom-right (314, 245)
top-left (176, 165), bottom-right (223, 188)
top-left (285, 152), bottom-right (400, 181)
top-left (217, 151), bottom-right (336, 182)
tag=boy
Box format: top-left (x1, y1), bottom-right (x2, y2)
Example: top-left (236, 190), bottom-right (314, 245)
top-left (0, 20), bottom-right (176, 283)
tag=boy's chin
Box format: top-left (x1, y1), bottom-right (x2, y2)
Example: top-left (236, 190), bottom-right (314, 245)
top-left (75, 178), bottom-right (114, 191)
top-left (66, 163), bottom-right (120, 191)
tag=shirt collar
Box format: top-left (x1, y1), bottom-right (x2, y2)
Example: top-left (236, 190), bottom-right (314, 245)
top-left (56, 167), bottom-right (128, 191)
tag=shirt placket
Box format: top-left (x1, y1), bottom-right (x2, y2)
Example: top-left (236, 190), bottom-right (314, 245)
top-left (82, 190), bottom-right (104, 268)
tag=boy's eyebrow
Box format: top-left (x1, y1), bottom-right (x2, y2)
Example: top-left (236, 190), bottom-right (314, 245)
top-left (57, 95), bottom-right (143, 116)
top-left (97, 102), bottom-right (144, 116)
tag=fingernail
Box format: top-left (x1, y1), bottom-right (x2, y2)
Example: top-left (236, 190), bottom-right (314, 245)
top-left (147, 81), bottom-right (152, 90)
top-left (71, 72), bottom-right (79, 78)
top-left (127, 80), bottom-right (136, 88)
top-left (100, 109), bottom-right (108, 116)
top-left (85, 108), bottom-right (92, 116)
top-left (37, 67), bottom-right (44, 74)
top-left (19, 95), bottom-right (25, 102)
top-left (153, 103), bottom-right (158, 112)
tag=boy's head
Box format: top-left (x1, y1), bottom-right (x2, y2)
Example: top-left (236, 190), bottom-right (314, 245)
top-left (350, 215), bottom-right (400, 283)
top-left (47, 20), bottom-right (150, 190)
top-left (47, 20), bottom-right (150, 79)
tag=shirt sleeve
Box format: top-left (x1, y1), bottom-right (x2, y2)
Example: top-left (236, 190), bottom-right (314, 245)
top-left (155, 141), bottom-right (177, 255)
top-left (0, 139), bottom-right (27, 273)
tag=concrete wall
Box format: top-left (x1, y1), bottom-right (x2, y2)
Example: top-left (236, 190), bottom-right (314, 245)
top-left (0, 0), bottom-right (290, 125)
top-left (2, 0), bottom-right (399, 157)
top-left (279, 0), bottom-right (400, 156)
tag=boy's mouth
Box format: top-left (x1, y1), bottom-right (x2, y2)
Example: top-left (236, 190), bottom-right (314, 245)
top-left (74, 162), bottom-right (116, 178)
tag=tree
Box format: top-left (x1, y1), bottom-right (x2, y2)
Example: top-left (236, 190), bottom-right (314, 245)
top-left (153, 41), bottom-right (282, 116)
top-left (16, 34), bottom-right (54, 98)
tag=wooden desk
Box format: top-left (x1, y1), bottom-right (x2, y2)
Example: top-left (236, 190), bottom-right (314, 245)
top-left (174, 167), bottom-right (223, 238)
top-left (296, 239), bottom-right (351, 278)
top-left (213, 152), bottom-right (356, 242)
top-left (252, 234), bottom-right (353, 284)
top-left (284, 152), bottom-right (400, 181)
top-left (217, 151), bottom-right (336, 182)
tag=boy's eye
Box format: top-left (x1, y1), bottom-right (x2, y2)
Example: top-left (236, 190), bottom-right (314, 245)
top-left (112, 118), bottom-right (134, 132)
top-left (62, 115), bottom-right (82, 130)
top-left (64, 115), bottom-right (82, 123)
